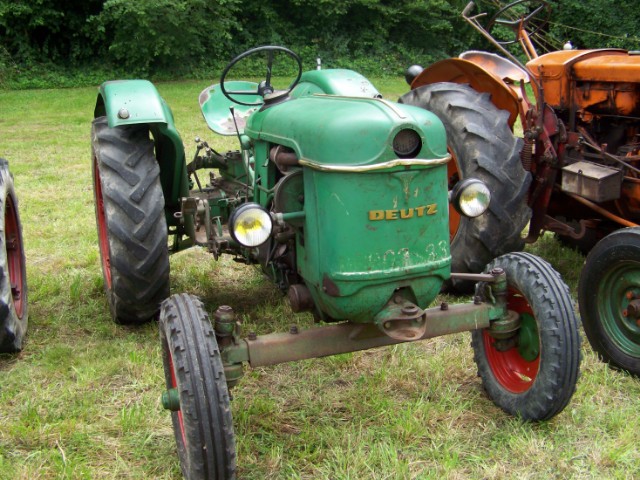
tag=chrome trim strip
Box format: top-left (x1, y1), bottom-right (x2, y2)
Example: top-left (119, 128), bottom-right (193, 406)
top-left (298, 155), bottom-right (451, 172)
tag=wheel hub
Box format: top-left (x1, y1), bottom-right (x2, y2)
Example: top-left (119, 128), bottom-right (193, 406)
top-left (162, 388), bottom-right (180, 411)
top-left (598, 266), bottom-right (640, 357)
top-left (622, 292), bottom-right (640, 327)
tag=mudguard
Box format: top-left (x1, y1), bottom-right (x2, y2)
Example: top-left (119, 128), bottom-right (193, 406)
top-left (94, 79), bottom-right (190, 239)
top-left (94, 79), bottom-right (174, 127)
top-left (292, 69), bottom-right (381, 98)
top-left (410, 54), bottom-right (526, 129)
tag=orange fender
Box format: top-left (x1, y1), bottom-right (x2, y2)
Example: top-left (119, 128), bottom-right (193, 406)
top-left (410, 51), bottom-right (529, 129)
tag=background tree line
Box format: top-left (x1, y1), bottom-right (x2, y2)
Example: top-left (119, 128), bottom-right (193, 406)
top-left (1, 0), bottom-right (639, 88)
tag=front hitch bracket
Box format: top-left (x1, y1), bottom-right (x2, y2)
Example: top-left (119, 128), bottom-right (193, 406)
top-left (373, 296), bottom-right (428, 341)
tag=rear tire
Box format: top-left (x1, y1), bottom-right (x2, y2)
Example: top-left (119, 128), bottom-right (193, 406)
top-left (471, 252), bottom-right (580, 421)
top-left (91, 116), bottom-right (169, 324)
top-left (0, 159), bottom-right (27, 353)
top-left (579, 227), bottom-right (640, 375)
top-left (399, 83), bottom-right (531, 292)
top-left (160, 294), bottom-right (236, 480)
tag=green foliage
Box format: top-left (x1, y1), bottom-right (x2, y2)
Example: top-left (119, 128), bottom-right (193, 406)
top-left (98, 0), bottom-right (239, 75)
top-left (549, 0), bottom-right (640, 50)
top-left (1, 0), bottom-right (640, 88)
top-left (0, 0), bottom-right (477, 86)
top-left (0, 0), bottom-right (104, 63)
top-left (231, 0), bottom-right (473, 71)
top-left (473, 0), bottom-right (640, 54)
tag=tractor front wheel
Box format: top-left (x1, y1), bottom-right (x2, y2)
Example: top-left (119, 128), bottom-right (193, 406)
top-left (579, 227), bottom-right (640, 375)
top-left (399, 83), bottom-right (531, 292)
top-left (91, 116), bottom-right (169, 324)
top-left (472, 252), bottom-right (580, 421)
top-left (160, 294), bottom-right (236, 480)
top-left (0, 159), bottom-right (27, 353)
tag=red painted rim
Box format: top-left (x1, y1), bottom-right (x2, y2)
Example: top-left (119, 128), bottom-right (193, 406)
top-left (483, 287), bottom-right (540, 393)
top-left (169, 350), bottom-right (187, 447)
top-left (93, 157), bottom-right (112, 288)
top-left (5, 194), bottom-right (25, 319)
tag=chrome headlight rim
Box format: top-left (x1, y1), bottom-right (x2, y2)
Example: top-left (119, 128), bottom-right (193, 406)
top-left (450, 178), bottom-right (491, 218)
top-left (229, 203), bottom-right (273, 248)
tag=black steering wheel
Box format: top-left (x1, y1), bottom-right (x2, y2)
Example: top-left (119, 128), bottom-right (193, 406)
top-left (486, 0), bottom-right (551, 45)
top-left (219, 46), bottom-right (303, 106)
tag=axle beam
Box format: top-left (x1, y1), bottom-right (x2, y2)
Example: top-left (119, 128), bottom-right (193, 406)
top-left (222, 302), bottom-right (497, 368)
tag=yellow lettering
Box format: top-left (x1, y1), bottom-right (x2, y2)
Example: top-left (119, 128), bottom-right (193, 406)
top-left (400, 208), bottom-right (414, 219)
top-left (369, 204), bottom-right (438, 220)
top-left (369, 210), bottom-right (384, 220)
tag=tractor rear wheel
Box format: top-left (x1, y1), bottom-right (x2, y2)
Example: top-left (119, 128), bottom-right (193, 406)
top-left (0, 159), bottom-right (27, 353)
top-left (471, 252), bottom-right (580, 421)
top-left (160, 294), bottom-right (236, 480)
top-left (579, 228), bottom-right (640, 375)
top-left (91, 116), bottom-right (169, 324)
top-left (399, 83), bottom-right (531, 292)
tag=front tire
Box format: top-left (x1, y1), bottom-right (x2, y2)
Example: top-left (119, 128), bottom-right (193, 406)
top-left (579, 227), bottom-right (640, 375)
top-left (91, 116), bottom-right (169, 324)
top-left (472, 252), bottom-right (580, 421)
top-left (399, 83), bottom-right (531, 291)
top-left (0, 159), bottom-right (27, 353)
top-left (160, 294), bottom-right (236, 480)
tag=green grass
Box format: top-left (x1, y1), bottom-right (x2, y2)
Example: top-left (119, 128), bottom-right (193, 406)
top-left (1, 78), bottom-right (640, 479)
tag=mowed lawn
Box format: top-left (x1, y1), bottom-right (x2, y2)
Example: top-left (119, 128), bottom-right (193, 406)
top-left (0, 77), bottom-right (639, 479)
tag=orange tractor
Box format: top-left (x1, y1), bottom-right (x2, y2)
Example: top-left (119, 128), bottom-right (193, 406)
top-left (400, 0), bottom-right (640, 375)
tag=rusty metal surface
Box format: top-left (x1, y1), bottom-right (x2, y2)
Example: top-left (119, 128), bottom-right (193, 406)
top-left (459, 51), bottom-right (529, 83)
top-left (287, 284), bottom-right (314, 313)
top-left (373, 297), bottom-right (428, 341)
top-left (411, 58), bottom-right (522, 128)
top-left (449, 272), bottom-right (497, 282)
top-left (566, 193), bottom-right (639, 228)
top-left (241, 302), bottom-right (494, 367)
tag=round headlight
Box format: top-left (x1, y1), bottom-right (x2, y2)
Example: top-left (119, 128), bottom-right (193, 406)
top-left (229, 203), bottom-right (273, 247)
top-left (392, 129), bottom-right (422, 158)
top-left (451, 178), bottom-right (491, 218)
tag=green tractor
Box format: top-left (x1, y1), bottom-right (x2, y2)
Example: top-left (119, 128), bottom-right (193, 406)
top-left (91, 47), bottom-right (580, 478)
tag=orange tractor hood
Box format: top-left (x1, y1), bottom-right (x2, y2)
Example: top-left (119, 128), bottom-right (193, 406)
top-left (527, 50), bottom-right (640, 114)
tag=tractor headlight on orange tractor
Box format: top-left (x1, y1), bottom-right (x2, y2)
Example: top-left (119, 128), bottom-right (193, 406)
top-left (229, 203), bottom-right (273, 247)
top-left (450, 178), bottom-right (491, 218)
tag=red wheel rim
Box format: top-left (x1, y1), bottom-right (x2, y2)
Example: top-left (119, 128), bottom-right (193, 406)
top-left (168, 351), bottom-right (187, 446)
top-left (483, 287), bottom-right (540, 393)
top-left (5, 194), bottom-right (24, 319)
top-left (93, 157), bottom-right (112, 288)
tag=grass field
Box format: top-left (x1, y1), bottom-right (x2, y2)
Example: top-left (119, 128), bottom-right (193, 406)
top-left (1, 77), bottom-right (639, 479)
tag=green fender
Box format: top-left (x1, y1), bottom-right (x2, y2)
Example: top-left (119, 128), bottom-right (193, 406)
top-left (94, 79), bottom-right (192, 242)
top-left (291, 69), bottom-right (381, 98)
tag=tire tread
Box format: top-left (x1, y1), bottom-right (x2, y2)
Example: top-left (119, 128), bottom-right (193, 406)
top-left (92, 116), bottom-right (169, 324)
top-left (471, 252), bottom-right (580, 421)
top-left (160, 294), bottom-right (236, 479)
